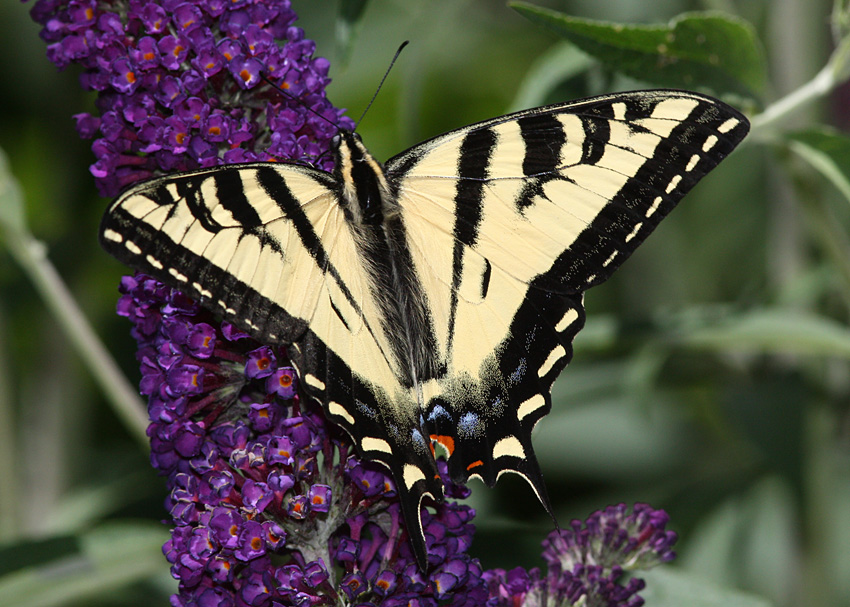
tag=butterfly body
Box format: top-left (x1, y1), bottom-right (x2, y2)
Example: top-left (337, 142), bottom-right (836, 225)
top-left (101, 90), bottom-right (749, 568)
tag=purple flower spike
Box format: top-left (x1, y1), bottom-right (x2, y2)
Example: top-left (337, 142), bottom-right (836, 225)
top-left (542, 503), bottom-right (678, 576)
top-left (30, 0), bottom-right (353, 196)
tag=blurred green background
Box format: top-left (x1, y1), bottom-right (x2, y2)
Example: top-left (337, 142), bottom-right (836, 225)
top-left (2, 0), bottom-right (849, 606)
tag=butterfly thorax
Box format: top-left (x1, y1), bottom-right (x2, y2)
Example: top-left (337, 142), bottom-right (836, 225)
top-left (333, 130), bottom-right (442, 395)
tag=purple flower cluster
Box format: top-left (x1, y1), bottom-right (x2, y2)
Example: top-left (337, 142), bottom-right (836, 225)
top-left (29, 0), bottom-right (352, 196)
top-left (542, 503), bottom-right (677, 575)
top-left (484, 504), bottom-right (677, 607)
top-left (110, 274), bottom-right (678, 607)
top-left (118, 273), bottom-right (488, 606)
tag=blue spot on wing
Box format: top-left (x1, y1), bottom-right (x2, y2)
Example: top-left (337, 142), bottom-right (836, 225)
top-left (458, 412), bottom-right (483, 439)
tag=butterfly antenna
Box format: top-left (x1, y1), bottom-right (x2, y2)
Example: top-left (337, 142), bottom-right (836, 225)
top-left (356, 40), bottom-right (409, 128)
top-left (261, 74), bottom-right (342, 167)
top-left (262, 75), bottom-right (341, 132)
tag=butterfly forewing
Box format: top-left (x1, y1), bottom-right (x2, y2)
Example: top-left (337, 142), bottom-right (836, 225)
top-left (102, 89), bottom-right (749, 570)
top-left (101, 157), bottom-right (448, 564)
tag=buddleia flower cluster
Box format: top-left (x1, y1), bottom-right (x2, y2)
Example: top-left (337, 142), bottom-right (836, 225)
top-left (484, 504), bottom-right (678, 607)
top-left (116, 274), bottom-right (486, 606)
top-left (27, 1), bottom-right (678, 605)
top-left (29, 0), bottom-right (349, 196)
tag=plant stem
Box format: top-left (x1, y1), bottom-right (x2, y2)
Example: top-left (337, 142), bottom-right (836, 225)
top-left (4, 229), bottom-right (149, 446)
top-left (802, 404), bottom-right (836, 607)
top-left (750, 62), bottom-right (834, 136)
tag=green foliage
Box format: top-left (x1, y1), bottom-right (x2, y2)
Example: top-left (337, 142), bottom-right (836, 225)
top-left (335, 0), bottom-right (370, 64)
top-left (0, 523), bottom-right (170, 607)
top-left (5, 1), bottom-right (850, 606)
top-left (642, 567), bottom-right (776, 607)
top-left (510, 4), bottom-right (767, 99)
top-left (787, 127), bottom-right (850, 202)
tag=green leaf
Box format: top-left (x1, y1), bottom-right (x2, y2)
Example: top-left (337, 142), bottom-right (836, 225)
top-left (643, 567), bottom-right (774, 607)
top-left (510, 3), bottom-right (766, 98)
top-left (675, 309), bottom-right (850, 358)
top-left (787, 127), bottom-right (850, 203)
top-left (678, 478), bottom-right (795, 605)
top-left (508, 42), bottom-right (593, 111)
top-left (336, 0), bottom-right (370, 63)
top-left (39, 471), bottom-right (162, 536)
top-left (0, 537), bottom-right (81, 577)
top-left (0, 522), bottom-right (168, 607)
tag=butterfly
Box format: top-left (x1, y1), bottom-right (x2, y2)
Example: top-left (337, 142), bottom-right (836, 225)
top-left (100, 89), bottom-right (748, 568)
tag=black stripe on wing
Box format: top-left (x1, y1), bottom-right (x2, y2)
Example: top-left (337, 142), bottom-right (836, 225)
top-left (292, 329), bottom-right (444, 569)
top-left (541, 96), bottom-right (750, 293)
top-left (446, 128), bottom-right (497, 357)
top-left (100, 163), bottom-right (345, 344)
top-left (101, 202), bottom-right (309, 344)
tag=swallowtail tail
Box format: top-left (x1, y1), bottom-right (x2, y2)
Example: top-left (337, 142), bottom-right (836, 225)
top-left (101, 89), bottom-right (749, 567)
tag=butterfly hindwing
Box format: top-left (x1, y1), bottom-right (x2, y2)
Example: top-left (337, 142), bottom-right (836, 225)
top-left (102, 89), bottom-right (749, 570)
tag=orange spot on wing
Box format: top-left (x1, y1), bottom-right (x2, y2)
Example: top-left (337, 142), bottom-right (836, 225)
top-left (467, 460), bottom-right (483, 471)
top-left (429, 435), bottom-right (455, 456)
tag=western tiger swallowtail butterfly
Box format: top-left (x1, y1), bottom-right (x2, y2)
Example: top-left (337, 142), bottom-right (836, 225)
top-left (101, 89), bottom-right (748, 568)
